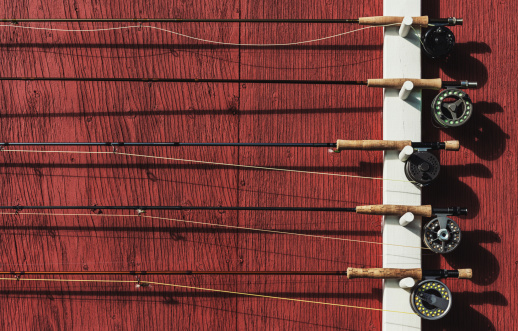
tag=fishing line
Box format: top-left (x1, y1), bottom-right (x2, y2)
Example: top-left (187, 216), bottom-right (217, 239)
top-left (0, 276), bottom-right (416, 315)
top-left (0, 203), bottom-right (467, 254)
top-left (0, 211), bottom-right (429, 250)
top-left (0, 23), bottom-right (396, 47)
top-left (0, 148), bottom-right (410, 182)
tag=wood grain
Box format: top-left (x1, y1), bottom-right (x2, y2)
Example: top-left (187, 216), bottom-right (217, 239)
top-left (0, 0), bottom-right (385, 330)
top-left (0, 0), bottom-right (514, 330)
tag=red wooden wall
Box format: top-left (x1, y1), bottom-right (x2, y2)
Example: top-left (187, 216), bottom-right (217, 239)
top-left (0, 0), bottom-right (515, 330)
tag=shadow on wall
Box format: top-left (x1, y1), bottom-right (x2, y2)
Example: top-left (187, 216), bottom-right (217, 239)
top-left (0, 288), bottom-right (383, 300)
top-left (444, 105), bottom-right (509, 161)
top-left (436, 42), bottom-right (491, 88)
top-left (0, 106), bottom-right (383, 118)
top-left (422, 41), bottom-right (507, 161)
top-left (425, 163), bottom-right (488, 219)
top-left (424, 290), bottom-right (507, 331)
top-left (445, 229), bottom-right (501, 286)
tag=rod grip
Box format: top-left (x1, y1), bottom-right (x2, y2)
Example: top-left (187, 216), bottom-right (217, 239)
top-left (458, 269), bottom-right (473, 279)
top-left (358, 16), bottom-right (429, 27)
top-left (444, 140), bottom-right (460, 151)
top-left (367, 78), bottom-right (442, 90)
top-left (336, 140), bottom-right (412, 151)
top-left (347, 268), bottom-right (423, 280)
top-left (356, 205), bottom-right (433, 217)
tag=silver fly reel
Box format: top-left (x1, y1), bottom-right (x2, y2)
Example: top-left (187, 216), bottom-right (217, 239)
top-left (423, 216), bottom-right (462, 254)
top-left (411, 280), bottom-right (453, 320)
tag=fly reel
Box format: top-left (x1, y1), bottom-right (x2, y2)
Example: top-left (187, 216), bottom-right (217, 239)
top-left (404, 151), bottom-right (441, 186)
top-left (422, 26), bottom-right (455, 59)
top-left (411, 280), bottom-right (453, 320)
top-left (431, 89), bottom-right (473, 128)
top-left (423, 217), bottom-right (462, 253)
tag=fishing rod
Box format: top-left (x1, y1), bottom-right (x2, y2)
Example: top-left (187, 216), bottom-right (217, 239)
top-left (3, 267), bottom-right (472, 320)
top-left (0, 139), bottom-right (459, 186)
top-left (5, 204), bottom-right (467, 254)
top-left (1, 16), bottom-right (462, 58)
top-left (0, 77), bottom-right (477, 128)
top-left (1, 268), bottom-right (471, 278)
top-left (0, 16), bottom-right (462, 25)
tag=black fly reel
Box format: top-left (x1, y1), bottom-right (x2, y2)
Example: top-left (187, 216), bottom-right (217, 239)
top-left (411, 280), bottom-right (453, 320)
top-left (404, 151), bottom-right (441, 186)
top-left (422, 26), bottom-right (455, 59)
top-left (423, 217), bottom-right (462, 253)
top-left (431, 89), bottom-right (473, 128)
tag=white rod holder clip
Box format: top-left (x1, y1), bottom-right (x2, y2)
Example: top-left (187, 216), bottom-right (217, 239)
top-left (399, 212), bottom-right (415, 227)
top-left (399, 277), bottom-right (416, 289)
top-left (399, 145), bottom-right (414, 162)
top-left (399, 81), bottom-right (414, 100)
top-left (399, 16), bottom-right (413, 38)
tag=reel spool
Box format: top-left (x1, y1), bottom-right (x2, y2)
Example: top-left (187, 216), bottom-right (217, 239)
top-left (431, 89), bottom-right (473, 128)
top-left (422, 26), bottom-right (455, 59)
top-left (423, 217), bottom-right (461, 254)
top-left (411, 280), bottom-right (453, 320)
top-left (404, 151), bottom-right (441, 186)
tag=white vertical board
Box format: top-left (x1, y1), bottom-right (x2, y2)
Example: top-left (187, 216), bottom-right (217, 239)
top-left (382, 1), bottom-right (422, 330)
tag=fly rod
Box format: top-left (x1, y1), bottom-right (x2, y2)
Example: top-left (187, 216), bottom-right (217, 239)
top-left (0, 140), bottom-right (459, 186)
top-left (1, 16), bottom-right (463, 58)
top-left (0, 16), bottom-right (463, 26)
top-left (0, 140), bottom-right (459, 150)
top-left (0, 77), bottom-right (477, 89)
top-left (0, 77), bottom-right (478, 126)
top-left (2, 267), bottom-right (471, 320)
top-left (1, 204), bottom-right (466, 216)
top-left (2, 268), bottom-right (471, 279)
top-left (5, 204), bottom-right (466, 254)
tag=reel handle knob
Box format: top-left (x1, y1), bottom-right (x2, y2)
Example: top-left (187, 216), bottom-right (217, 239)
top-left (444, 140), bottom-right (460, 151)
top-left (356, 204), bottom-right (433, 217)
top-left (358, 16), bottom-right (429, 27)
top-left (347, 267), bottom-right (422, 280)
top-left (335, 140), bottom-right (411, 151)
top-left (367, 78), bottom-right (442, 90)
top-left (458, 269), bottom-right (473, 279)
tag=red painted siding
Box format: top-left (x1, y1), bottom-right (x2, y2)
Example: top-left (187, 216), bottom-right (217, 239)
top-left (0, 0), bottom-right (515, 330)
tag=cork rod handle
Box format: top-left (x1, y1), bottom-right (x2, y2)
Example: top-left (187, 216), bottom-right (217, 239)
top-left (444, 140), bottom-right (460, 151)
top-left (336, 140), bottom-right (412, 151)
top-left (367, 78), bottom-right (442, 90)
top-left (358, 16), bottom-right (429, 27)
top-left (458, 269), bottom-right (473, 279)
top-left (355, 205), bottom-right (433, 217)
top-left (347, 268), bottom-right (423, 280)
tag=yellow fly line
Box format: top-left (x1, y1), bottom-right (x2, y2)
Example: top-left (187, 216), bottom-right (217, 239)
top-left (0, 276), bottom-right (416, 316)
